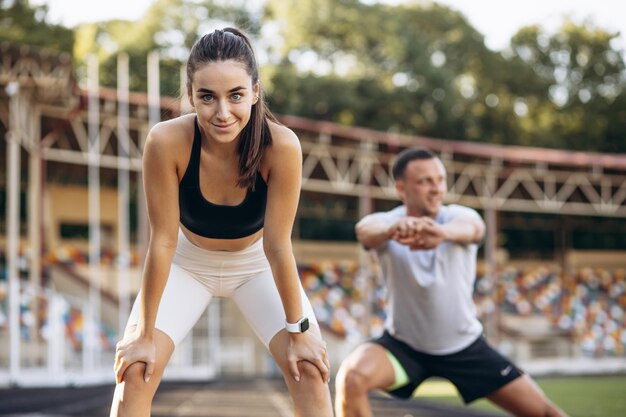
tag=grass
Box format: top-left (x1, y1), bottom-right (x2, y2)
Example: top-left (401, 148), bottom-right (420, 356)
top-left (413, 375), bottom-right (626, 417)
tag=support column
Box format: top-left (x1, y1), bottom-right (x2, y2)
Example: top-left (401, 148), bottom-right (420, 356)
top-left (358, 140), bottom-right (374, 339)
top-left (5, 81), bottom-right (22, 383)
top-left (137, 51), bottom-right (161, 266)
top-left (483, 160), bottom-right (500, 342)
top-left (117, 53), bottom-right (131, 336)
top-left (85, 55), bottom-right (102, 371)
top-left (27, 111), bottom-right (42, 355)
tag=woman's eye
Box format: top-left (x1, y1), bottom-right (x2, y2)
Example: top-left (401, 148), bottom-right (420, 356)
top-left (231, 93), bottom-right (242, 101)
top-left (201, 94), bottom-right (214, 102)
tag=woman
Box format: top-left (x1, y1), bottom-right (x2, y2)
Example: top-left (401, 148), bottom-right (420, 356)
top-left (110, 28), bottom-right (333, 417)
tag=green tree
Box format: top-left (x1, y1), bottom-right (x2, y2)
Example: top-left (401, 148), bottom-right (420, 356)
top-left (267, 1), bottom-right (626, 152)
top-left (0, 0), bottom-right (74, 53)
top-left (508, 21), bottom-right (626, 152)
top-left (265, 0), bottom-right (513, 143)
top-left (74, 0), bottom-right (258, 96)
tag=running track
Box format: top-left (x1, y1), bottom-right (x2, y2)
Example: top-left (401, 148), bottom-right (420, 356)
top-left (0, 378), bottom-right (506, 416)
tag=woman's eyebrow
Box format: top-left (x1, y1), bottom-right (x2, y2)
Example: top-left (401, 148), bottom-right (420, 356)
top-left (195, 86), bottom-right (247, 93)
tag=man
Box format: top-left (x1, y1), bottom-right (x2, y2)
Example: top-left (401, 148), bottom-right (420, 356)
top-left (334, 148), bottom-right (567, 417)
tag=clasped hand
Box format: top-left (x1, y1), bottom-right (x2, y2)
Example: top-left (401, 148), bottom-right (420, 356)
top-left (391, 216), bottom-right (444, 250)
top-left (114, 332), bottom-right (156, 384)
top-left (287, 328), bottom-right (331, 384)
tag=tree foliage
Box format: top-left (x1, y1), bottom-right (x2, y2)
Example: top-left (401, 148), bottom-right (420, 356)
top-left (508, 22), bottom-right (626, 151)
top-left (73, 0), bottom-right (259, 95)
top-left (3, 0), bottom-right (625, 152)
top-left (264, 1), bottom-right (626, 152)
top-left (0, 0), bottom-right (73, 53)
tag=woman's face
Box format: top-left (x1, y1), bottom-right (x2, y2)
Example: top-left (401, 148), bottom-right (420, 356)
top-left (189, 59), bottom-right (259, 145)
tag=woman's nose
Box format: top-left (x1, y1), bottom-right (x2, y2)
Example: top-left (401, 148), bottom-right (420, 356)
top-left (216, 100), bottom-right (231, 119)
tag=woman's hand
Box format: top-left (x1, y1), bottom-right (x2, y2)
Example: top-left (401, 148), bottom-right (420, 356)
top-left (286, 327), bottom-right (330, 383)
top-left (114, 332), bottom-right (156, 384)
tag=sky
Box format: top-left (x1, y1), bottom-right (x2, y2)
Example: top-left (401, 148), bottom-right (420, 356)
top-left (32, 0), bottom-right (626, 52)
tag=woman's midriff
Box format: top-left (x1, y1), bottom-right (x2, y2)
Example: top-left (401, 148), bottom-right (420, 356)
top-left (180, 224), bottom-right (263, 252)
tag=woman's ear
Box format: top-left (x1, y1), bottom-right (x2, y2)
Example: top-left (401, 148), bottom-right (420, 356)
top-left (253, 82), bottom-right (260, 104)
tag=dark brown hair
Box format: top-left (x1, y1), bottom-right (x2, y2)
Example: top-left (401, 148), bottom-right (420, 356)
top-left (392, 148), bottom-right (437, 180)
top-left (186, 27), bottom-right (277, 189)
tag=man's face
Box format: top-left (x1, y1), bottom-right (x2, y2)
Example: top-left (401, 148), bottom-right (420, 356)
top-left (395, 157), bottom-right (447, 218)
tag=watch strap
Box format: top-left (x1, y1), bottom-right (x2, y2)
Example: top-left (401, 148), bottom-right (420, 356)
top-left (285, 317), bottom-right (309, 333)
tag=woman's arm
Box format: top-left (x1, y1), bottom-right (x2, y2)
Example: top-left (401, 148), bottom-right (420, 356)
top-left (114, 121), bottom-right (181, 384)
top-left (262, 124), bottom-right (329, 383)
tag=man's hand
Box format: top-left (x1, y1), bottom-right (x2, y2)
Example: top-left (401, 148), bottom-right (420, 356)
top-left (392, 216), bottom-right (445, 250)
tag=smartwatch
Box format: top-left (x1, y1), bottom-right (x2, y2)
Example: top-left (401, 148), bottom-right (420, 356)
top-left (285, 317), bottom-right (309, 333)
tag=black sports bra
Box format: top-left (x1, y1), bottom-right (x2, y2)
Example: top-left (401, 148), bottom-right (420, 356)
top-left (179, 118), bottom-right (267, 239)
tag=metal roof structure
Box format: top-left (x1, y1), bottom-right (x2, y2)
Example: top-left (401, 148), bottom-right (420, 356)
top-left (2, 42), bottom-right (625, 386)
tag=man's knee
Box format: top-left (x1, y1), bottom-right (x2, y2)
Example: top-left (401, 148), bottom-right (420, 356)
top-left (336, 365), bottom-right (370, 398)
top-left (545, 402), bottom-right (567, 417)
top-left (527, 404), bottom-right (562, 417)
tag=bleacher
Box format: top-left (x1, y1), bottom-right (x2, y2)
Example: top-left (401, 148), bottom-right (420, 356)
top-left (1, 245), bottom-right (625, 386)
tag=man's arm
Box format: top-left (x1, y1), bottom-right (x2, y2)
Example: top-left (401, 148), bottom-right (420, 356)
top-left (355, 213), bottom-right (395, 250)
top-left (439, 214), bottom-right (485, 244)
top-left (394, 214), bottom-right (485, 250)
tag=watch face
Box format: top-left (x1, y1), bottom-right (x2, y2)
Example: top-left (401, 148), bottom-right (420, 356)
top-left (300, 317), bottom-right (310, 332)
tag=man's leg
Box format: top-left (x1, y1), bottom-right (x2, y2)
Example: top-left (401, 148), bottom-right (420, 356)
top-left (334, 343), bottom-right (397, 417)
top-left (486, 374), bottom-right (568, 417)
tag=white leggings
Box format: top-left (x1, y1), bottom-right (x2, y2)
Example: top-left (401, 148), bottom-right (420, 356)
top-left (126, 229), bottom-right (317, 348)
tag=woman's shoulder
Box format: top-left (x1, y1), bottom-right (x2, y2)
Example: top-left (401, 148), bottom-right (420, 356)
top-left (267, 121), bottom-right (301, 152)
top-left (144, 114), bottom-right (195, 153)
top-left (261, 121), bottom-right (301, 175)
top-left (142, 114), bottom-right (195, 169)
top-left (148, 114), bottom-right (194, 142)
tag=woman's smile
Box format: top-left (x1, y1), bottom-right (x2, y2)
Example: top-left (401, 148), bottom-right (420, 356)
top-left (212, 120), bottom-right (237, 130)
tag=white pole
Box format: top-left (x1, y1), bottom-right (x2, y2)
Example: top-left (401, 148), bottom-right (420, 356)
top-left (48, 293), bottom-right (64, 377)
top-left (5, 81), bottom-right (21, 383)
top-left (484, 164), bottom-right (499, 342)
top-left (6, 145), bottom-right (21, 379)
top-left (148, 51), bottom-right (160, 128)
top-left (7, 132), bottom-right (21, 382)
top-left (85, 54), bottom-right (102, 372)
top-left (28, 113), bottom-right (42, 352)
top-left (137, 51), bottom-right (161, 266)
top-left (117, 53), bottom-right (131, 337)
top-left (208, 300), bottom-right (221, 375)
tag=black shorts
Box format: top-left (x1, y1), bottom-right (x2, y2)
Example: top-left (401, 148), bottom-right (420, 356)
top-left (372, 331), bottom-right (523, 404)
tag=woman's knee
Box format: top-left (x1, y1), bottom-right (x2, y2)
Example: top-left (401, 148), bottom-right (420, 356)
top-left (119, 362), bottom-right (149, 388)
top-left (297, 360), bottom-right (326, 384)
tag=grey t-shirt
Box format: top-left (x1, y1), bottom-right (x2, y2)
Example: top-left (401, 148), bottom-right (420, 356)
top-left (373, 204), bottom-right (483, 355)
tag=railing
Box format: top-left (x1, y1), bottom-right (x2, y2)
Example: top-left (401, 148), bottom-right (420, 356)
top-left (0, 283), bottom-right (242, 387)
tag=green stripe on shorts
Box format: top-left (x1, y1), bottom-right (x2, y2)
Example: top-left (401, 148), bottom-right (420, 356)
top-left (385, 349), bottom-right (410, 391)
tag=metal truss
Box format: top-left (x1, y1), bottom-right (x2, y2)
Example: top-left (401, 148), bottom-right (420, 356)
top-left (283, 116), bottom-right (626, 218)
top-left (3, 96), bottom-right (624, 219)
top-left (3, 41), bottom-right (626, 387)
top-left (2, 44), bottom-right (625, 220)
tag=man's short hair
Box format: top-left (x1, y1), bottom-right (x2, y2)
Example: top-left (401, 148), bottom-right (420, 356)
top-left (392, 148), bottom-right (437, 180)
